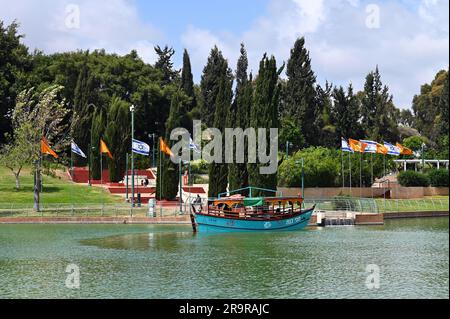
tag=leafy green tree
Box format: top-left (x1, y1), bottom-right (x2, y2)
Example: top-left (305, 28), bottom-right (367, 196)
top-left (227, 44), bottom-right (252, 193)
top-left (104, 97), bottom-right (130, 182)
top-left (0, 20), bottom-right (31, 144)
top-left (90, 108), bottom-right (106, 180)
top-left (208, 68), bottom-right (233, 198)
top-left (181, 49), bottom-right (196, 116)
top-left (331, 84), bottom-right (362, 141)
top-left (283, 37), bottom-right (317, 147)
top-left (248, 54), bottom-right (280, 196)
top-left (361, 66), bottom-right (399, 142)
top-left (412, 69), bottom-right (448, 144)
top-left (72, 58), bottom-right (99, 165)
top-left (156, 90), bottom-right (191, 200)
top-left (200, 46), bottom-right (230, 127)
top-left (154, 45), bottom-right (179, 86)
top-left (12, 85), bottom-right (70, 210)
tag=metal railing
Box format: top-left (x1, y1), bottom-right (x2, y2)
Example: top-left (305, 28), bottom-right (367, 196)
top-left (0, 197), bottom-right (447, 218)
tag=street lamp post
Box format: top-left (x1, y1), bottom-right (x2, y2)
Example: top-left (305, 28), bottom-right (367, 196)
top-left (130, 105), bottom-right (135, 207)
top-left (295, 159), bottom-right (305, 199)
top-left (286, 141), bottom-right (293, 158)
top-left (149, 133), bottom-right (156, 168)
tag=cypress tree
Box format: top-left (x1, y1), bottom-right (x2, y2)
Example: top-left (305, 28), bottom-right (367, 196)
top-left (332, 84), bottom-right (362, 141)
top-left (181, 49), bottom-right (196, 110)
top-left (208, 70), bottom-right (233, 198)
top-left (248, 54), bottom-right (280, 196)
top-left (284, 37), bottom-right (317, 148)
top-left (72, 58), bottom-right (97, 165)
top-left (227, 44), bottom-right (252, 193)
top-left (104, 97), bottom-right (130, 182)
top-left (200, 46), bottom-right (229, 127)
top-left (157, 90), bottom-right (190, 200)
top-left (361, 66), bottom-right (399, 141)
top-left (90, 108), bottom-right (106, 180)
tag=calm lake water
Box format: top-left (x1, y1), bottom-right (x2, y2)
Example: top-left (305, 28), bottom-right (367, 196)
top-left (0, 218), bottom-right (448, 299)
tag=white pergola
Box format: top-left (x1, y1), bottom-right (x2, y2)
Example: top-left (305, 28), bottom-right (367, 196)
top-left (394, 159), bottom-right (449, 171)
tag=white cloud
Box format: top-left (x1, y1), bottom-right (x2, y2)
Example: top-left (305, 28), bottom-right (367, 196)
top-left (0, 0), bottom-right (162, 63)
top-left (181, 0), bottom-right (449, 109)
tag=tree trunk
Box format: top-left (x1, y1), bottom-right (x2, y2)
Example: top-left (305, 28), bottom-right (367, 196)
top-left (14, 172), bottom-right (20, 190)
top-left (33, 162), bottom-right (40, 212)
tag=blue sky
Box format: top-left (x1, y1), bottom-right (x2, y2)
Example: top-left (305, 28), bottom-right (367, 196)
top-left (0, 0), bottom-right (448, 109)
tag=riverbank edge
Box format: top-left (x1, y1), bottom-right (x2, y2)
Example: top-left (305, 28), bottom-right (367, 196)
top-left (0, 211), bottom-right (448, 224)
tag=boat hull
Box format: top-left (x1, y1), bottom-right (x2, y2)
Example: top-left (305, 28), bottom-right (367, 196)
top-left (194, 208), bottom-right (314, 233)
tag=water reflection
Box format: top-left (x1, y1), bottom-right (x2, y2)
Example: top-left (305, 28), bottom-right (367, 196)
top-left (80, 231), bottom-right (195, 251)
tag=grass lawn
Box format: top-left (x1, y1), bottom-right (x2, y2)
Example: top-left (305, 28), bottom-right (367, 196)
top-left (0, 166), bottom-right (122, 207)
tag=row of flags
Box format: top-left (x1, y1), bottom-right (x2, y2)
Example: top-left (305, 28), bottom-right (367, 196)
top-left (341, 138), bottom-right (413, 156)
top-left (41, 136), bottom-right (201, 160)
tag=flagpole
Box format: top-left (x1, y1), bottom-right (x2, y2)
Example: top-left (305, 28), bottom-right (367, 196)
top-left (125, 153), bottom-right (129, 201)
top-left (349, 152), bottom-right (352, 197)
top-left (360, 152), bottom-right (362, 198)
top-left (341, 148), bottom-right (344, 191)
top-left (100, 153), bottom-right (103, 188)
top-left (130, 105), bottom-right (135, 207)
top-left (371, 152), bottom-right (374, 199)
top-left (159, 141), bottom-right (162, 202)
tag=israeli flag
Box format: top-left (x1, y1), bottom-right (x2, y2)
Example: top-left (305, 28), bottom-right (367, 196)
top-left (384, 142), bottom-right (401, 156)
top-left (132, 139), bottom-right (150, 156)
top-left (189, 137), bottom-right (201, 154)
top-left (341, 139), bottom-right (354, 153)
top-left (71, 141), bottom-right (86, 158)
top-left (361, 140), bottom-right (377, 153)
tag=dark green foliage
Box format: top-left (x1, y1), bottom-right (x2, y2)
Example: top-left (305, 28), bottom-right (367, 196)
top-left (397, 171), bottom-right (430, 187)
top-left (278, 147), bottom-right (391, 188)
top-left (283, 37), bottom-right (317, 147)
top-left (412, 70), bottom-right (448, 144)
top-left (428, 169), bottom-right (449, 187)
top-left (181, 49), bottom-right (196, 115)
top-left (154, 45), bottom-right (179, 86)
top-left (72, 59), bottom-right (99, 165)
top-left (248, 54), bottom-right (280, 196)
top-left (0, 21), bottom-right (31, 144)
top-left (331, 84), bottom-right (362, 141)
top-left (157, 90), bottom-right (191, 200)
top-left (208, 67), bottom-right (233, 198)
top-left (200, 46), bottom-right (231, 127)
top-left (227, 44), bottom-right (251, 193)
top-left (90, 109), bottom-right (106, 180)
top-left (361, 66), bottom-right (399, 142)
top-left (104, 97), bottom-right (130, 182)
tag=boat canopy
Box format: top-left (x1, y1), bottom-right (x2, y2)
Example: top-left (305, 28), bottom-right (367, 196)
top-left (243, 197), bottom-right (265, 207)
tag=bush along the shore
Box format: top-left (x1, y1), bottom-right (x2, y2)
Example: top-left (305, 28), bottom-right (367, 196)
top-left (398, 171), bottom-right (430, 187)
top-left (428, 169), bottom-right (449, 187)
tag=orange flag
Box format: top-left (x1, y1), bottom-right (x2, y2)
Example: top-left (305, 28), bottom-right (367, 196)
top-left (159, 137), bottom-right (174, 157)
top-left (100, 139), bottom-right (113, 159)
top-left (396, 143), bottom-right (413, 155)
top-left (349, 139), bottom-right (368, 153)
top-left (376, 143), bottom-right (388, 155)
top-left (41, 137), bottom-right (58, 159)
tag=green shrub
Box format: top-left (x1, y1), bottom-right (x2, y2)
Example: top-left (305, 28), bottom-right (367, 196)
top-left (397, 171), bottom-right (430, 187)
top-left (428, 169), bottom-right (449, 187)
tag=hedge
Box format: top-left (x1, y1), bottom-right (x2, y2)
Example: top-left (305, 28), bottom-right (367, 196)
top-left (397, 171), bottom-right (430, 187)
top-left (428, 169), bottom-right (449, 187)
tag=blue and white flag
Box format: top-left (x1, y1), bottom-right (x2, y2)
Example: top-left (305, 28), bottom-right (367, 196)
top-left (360, 140), bottom-right (377, 153)
top-left (341, 138), bottom-right (354, 153)
top-left (132, 139), bottom-right (150, 156)
top-left (71, 141), bottom-right (86, 158)
top-left (384, 142), bottom-right (401, 156)
top-left (189, 137), bottom-right (201, 154)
